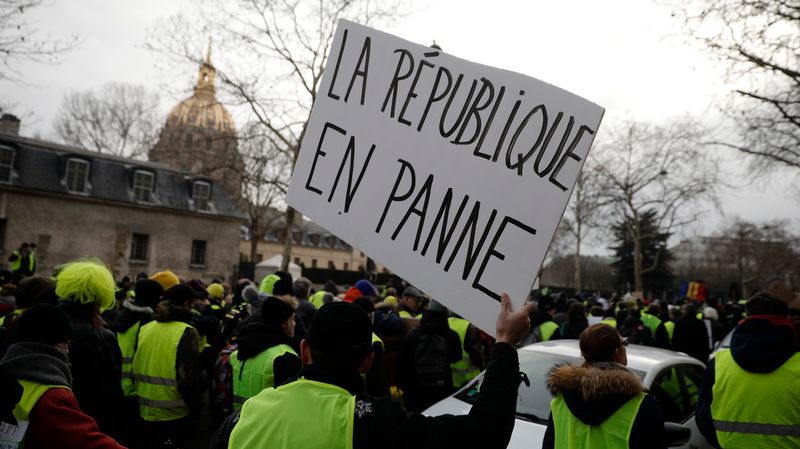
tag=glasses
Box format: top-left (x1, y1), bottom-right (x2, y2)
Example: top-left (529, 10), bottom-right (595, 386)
top-left (620, 337), bottom-right (629, 347)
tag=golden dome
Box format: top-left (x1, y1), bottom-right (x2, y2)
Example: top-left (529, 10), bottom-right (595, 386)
top-left (164, 43), bottom-right (235, 135)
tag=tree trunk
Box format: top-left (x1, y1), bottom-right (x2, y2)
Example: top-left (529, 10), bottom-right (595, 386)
top-left (249, 230), bottom-right (259, 263)
top-left (633, 231), bottom-right (643, 293)
top-left (281, 207), bottom-right (296, 271)
top-left (573, 222), bottom-right (582, 293)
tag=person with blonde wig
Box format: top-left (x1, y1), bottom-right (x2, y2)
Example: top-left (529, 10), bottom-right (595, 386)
top-left (56, 259), bottom-right (126, 443)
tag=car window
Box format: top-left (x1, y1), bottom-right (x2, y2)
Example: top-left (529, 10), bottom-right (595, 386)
top-left (650, 364), bottom-right (704, 423)
top-left (456, 350), bottom-right (645, 424)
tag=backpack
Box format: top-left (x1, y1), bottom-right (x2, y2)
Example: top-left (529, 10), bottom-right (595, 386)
top-left (413, 333), bottom-right (451, 389)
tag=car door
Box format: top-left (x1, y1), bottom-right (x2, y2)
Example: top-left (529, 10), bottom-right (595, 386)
top-left (651, 363), bottom-right (710, 449)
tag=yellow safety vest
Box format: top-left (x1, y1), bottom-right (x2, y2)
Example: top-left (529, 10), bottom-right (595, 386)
top-left (309, 291), bottom-right (327, 309)
top-left (132, 320), bottom-right (195, 422)
top-left (372, 332), bottom-right (384, 351)
top-left (640, 312), bottom-right (662, 336)
top-left (6, 380), bottom-right (69, 448)
top-left (712, 349), bottom-right (800, 448)
top-left (231, 343), bottom-right (297, 410)
top-left (116, 321), bottom-right (142, 397)
top-left (601, 318), bottom-right (617, 328)
top-left (552, 392), bottom-right (645, 449)
top-left (9, 252), bottom-right (35, 274)
top-left (228, 379), bottom-right (355, 449)
top-left (536, 321), bottom-right (560, 342)
top-left (448, 317), bottom-right (481, 387)
top-left (663, 321), bottom-right (675, 342)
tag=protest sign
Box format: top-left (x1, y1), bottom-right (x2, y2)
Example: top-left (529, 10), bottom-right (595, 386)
top-left (287, 19), bottom-right (604, 335)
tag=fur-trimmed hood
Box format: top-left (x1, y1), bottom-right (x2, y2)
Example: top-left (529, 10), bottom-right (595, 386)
top-left (547, 362), bottom-right (646, 425)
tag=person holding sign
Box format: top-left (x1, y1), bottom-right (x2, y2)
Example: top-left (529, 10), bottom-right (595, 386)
top-left (210, 293), bottom-right (532, 449)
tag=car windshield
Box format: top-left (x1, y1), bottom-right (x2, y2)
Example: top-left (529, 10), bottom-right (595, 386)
top-left (457, 350), bottom-right (646, 424)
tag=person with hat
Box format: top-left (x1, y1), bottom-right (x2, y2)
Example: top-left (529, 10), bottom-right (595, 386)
top-left (543, 323), bottom-right (666, 449)
top-left (55, 259), bottom-right (125, 441)
top-left (398, 286), bottom-right (424, 318)
top-left (131, 283), bottom-right (202, 449)
top-left (0, 276), bottom-right (57, 329)
top-left (210, 293), bottom-right (533, 449)
top-left (8, 242), bottom-right (35, 279)
top-left (230, 297), bottom-right (301, 410)
top-left (0, 303), bottom-right (125, 449)
top-left (695, 292), bottom-right (800, 449)
top-left (150, 270), bottom-right (180, 291)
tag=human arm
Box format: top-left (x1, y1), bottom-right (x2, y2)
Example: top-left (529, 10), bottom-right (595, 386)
top-left (272, 352), bottom-right (302, 388)
top-left (629, 395), bottom-right (666, 449)
top-left (26, 388), bottom-right (126, 449)
top-left (176, 327), bottom-right (203, 413)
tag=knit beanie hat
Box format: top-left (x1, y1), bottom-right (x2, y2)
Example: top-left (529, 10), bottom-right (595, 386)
top-left (242, 284), bottom-right (260, 305)
top-left (134, 279), bottom-right (164, 307)
top-left (260, 274), bottom-right (280, 294)
top-left (307, 302), bottom-right (371, 355)
top-left (13, 303), bottom-right (73, 345)
top-left (15, 276), bottom-right (57, 309)
top-left (207, 283), bottom-right (224, 300)
top-left (272, 279), bottom-right (294, 297)
top-left (151, 270), bottom-right (180, 291)
top-left (355, 279), bottom-right (377, 298)
top-left (163, 284), bottom-right (195, 305)
top-left (55, 259), bottom-right (116, 312)
top-left (260, 297), bottom-right (295, 325)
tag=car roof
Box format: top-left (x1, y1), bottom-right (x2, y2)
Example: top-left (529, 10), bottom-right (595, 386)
top-left (518, 340), bottom-right (704, 373)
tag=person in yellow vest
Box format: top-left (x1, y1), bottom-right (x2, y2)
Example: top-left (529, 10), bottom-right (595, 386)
top-left (8, 243), bottom-right (35, 278)
top-left (543, 323), bottom-right (666, 449)
top-left (447, 313), bottom-right (485, 388)
top-left (352, 297), bottom-right (390, 397)
top-left (231, 297), bottom-right (301, 409)
top-left (696, 292), bottom-right (800, 449)
top-left (210, 293), bottom-right (534, 449)
top-left (397, 286), bottom-right (424, 317)
top-left (640, 303), bottom-right (672, 349)
top-left (132, 283), bottom-right (202, 449)
top-left (0, 303), bottom-right (125, 449)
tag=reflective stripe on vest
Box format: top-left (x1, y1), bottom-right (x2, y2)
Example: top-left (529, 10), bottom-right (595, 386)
top-left (132, 320), bottom-right (194, 422)
top-left (712, 349), bottom-right (800, 448)
top-left (231, 343), bottom-right (297, 410)
top-left (228, 379), bottom-right (355, 449)
top-left (448, 317), bottom-right (481, 387)
top-left (551, 392), bottom-right (645, 449)
top-left (116, 321), bottom-right (142, 397)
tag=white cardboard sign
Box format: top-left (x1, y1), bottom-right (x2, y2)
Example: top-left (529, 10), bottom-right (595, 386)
top-left (287, 20), bottom-right (604, 335)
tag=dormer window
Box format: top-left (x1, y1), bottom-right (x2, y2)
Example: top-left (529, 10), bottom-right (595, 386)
top-left (0, 146), bottom-right (14, 184)
top-left (65, 158), bottom-right (89, 194)
top-left (133, 170), bottom-right (155, 203)
top-left (192, 181), bottom-right (211, 211)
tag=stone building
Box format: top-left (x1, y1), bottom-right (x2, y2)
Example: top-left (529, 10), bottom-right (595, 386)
top-left (0, 116), bottom-right (245, 280)
top-left (149, 45), bottom-right (244, 201)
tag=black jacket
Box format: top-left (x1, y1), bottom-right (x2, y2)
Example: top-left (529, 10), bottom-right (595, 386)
top-left (543, 362), bottom-right (665, 449)
top-left (111, 299), bottom-right (153, 334)
top-left (210, 342), bottom-right (520, 449)
top-left (233, 318), bottom-right (301, 388)
top-left (672, 315), bottom-right (710, 362)
top-left (696, 317), bottom-right (798, 449)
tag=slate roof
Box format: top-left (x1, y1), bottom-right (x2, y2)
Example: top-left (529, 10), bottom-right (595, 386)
top-left (0, 132), bottom-right (246, 220)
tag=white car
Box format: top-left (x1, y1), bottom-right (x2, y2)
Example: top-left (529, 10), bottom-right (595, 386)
top-left (424, 340), bottom-right (712, 449)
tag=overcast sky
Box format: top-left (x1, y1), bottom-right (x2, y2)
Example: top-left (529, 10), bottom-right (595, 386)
top-left (2, 0), bottom-right (798, 252)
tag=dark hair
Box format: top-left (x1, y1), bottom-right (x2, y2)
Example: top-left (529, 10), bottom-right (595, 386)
top-left (746, 292), bottom-right (788, 317)
top-left (567, 303), bottom-right (586, 322)
top-left (580, 323), bottom-right (622, 363)
top-left (11, 303), bottom-right (73, 345)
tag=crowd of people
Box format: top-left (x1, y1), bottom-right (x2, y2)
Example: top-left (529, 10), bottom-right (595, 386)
top-left (0, 253), bottom-right (798, 449)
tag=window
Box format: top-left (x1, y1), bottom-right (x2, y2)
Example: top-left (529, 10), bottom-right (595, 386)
top-left (294, 257), bottom-right (301, 265)
top-left (309, 234), bottom-right (320, 246)
top-left (651, 365), bottom-right (704, 423)
top-left (130, 233), bottom-right (149, 261)
top-left (311, 259), bottom-right (317, 268)
top-left (185, 133), bottom-right (194, 148)
top-left (191, 240), bottom-right (207, 266)
top-left (192, 181), bottom-right (211, 211)
top-left (65, 158), bottom-right (89, 193)
top-left (292, 231), bottom-right (303, 244)
top-left (343, 262), bottom-right (349, 271)
top-left (133, 170), bottom-right (154, 203)
top-left (0, 147), bottom-right (14, 183)
top-left (326, 235), bottom-right (337, 248)
top-left (328, 261), bottom-right (336, 269)
top-left (256, 253), bottom-right (264, 262)
top-left (205, 138), bottom-right (212, 152)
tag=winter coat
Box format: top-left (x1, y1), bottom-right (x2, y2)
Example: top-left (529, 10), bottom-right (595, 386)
top-left (672, 315), bottom-right (710, 362)
top-left (59, 301), bottom-right (125, 440)
top-left (233, 318), bottom-right (301, 388)
top-left (210, 342), bottom-right (521, 449)
top-left (0, 342), bottom-right (125, 449)
top-left (111, 299), bottom-right (153, 334)
top-left (543, 362), bottom-right (666, 449)
top-left (554, 317), bottom-right (589, 340)
top-left (695, 316), bottom-right (799, 448)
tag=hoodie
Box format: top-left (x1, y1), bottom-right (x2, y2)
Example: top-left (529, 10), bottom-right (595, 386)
top-left (695, 316), bottom-right (799, 448)
top-left (543, 362), bottom-right (665, 449)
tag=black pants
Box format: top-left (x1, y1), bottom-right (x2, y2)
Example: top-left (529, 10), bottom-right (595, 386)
top-left (139, 417), bottom-right (191, 449)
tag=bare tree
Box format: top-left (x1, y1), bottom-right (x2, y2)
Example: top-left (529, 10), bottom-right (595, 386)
top-left (147, 0), bottom-right (406, 270)
top-left (560, 157), bottom-right (608, 293)
top-left (0, 0), bottom-right (79, 82)
top-left (54, 83), bottom-right (162, 159)
top-left (595, 118), bottom-right (721, 293)
top-left (237, 121), bottom-right (294, 263)
top-left (670, 0), bottom-right (800, 172)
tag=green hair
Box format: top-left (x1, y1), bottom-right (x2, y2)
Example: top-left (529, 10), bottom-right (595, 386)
top-left (55, 259), bottom-right (116, 311)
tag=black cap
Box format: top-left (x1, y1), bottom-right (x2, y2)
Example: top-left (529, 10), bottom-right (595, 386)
top-left (13, 303), bottom-right (73, 345)
top-left (402, 286), bottom-right (424, 299)
top-left (163, 284), bottom-right (195, 305)
top-left (307, 302), bottom-right (372, 355)
top-left (261, 297), bottom-right (295, 325)
top-left (134, 279), bottom-right (164, 307)
top-left (273, 278), bottom-right (294, 297)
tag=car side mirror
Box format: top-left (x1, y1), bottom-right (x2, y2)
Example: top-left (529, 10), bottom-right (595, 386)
top-left (665, 422), bottom-right (691, 447)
